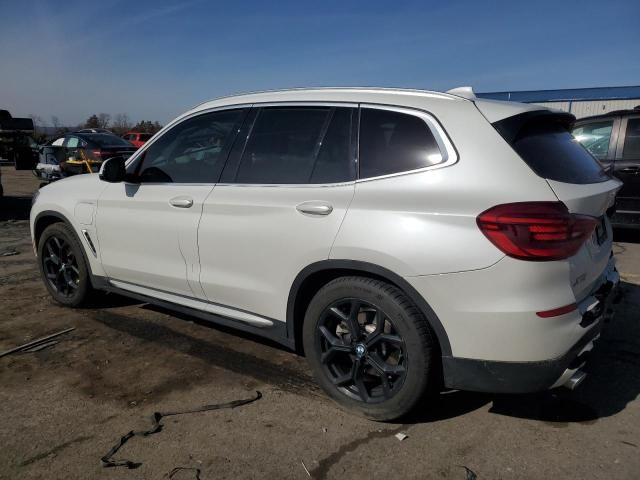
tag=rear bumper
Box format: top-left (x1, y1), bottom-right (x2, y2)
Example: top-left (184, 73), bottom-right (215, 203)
top-left (441, 267), bottom-right (620, 394)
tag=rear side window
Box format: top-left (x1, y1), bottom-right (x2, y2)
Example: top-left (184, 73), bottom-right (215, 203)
top-left (571, 120), bottom-right (614, 160)
top-left (234, 107), bottom-right (355, 184)
top-left (358, 108), bottom-right (444, 179)
top-left (495, 113), bottom-right (608, 184)
top-left (622, 118), bottom-right (640, 159)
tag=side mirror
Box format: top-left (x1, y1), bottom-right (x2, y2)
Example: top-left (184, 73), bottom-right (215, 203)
top-left (99, 156), bottom-right (126, 183)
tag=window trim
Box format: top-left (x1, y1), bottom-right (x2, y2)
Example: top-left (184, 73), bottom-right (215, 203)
top-left (355, 103), bottom-right (458, 183)
top-left (124, 104), bottom-right (252, 186)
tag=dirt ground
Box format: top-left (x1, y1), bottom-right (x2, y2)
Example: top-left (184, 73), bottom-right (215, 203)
top-left (1, 166), bottom-right (639, 480)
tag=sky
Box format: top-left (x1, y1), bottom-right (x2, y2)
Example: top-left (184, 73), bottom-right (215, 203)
top-left (1, 0), bottom-right (638, 126)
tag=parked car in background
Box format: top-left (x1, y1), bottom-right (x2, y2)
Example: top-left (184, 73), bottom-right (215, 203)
top-left (35, 132), bottom-right (136, 183)
top-left (31, 87), bottom-right (621, 420)
top-left (123, 132), bottom-right (153, 149)
top-left (572, 107), bottom-right (640, 228)
top-left (76, 128), bottom-right (114, 135)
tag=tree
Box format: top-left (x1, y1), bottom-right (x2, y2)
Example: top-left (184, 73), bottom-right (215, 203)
top-left (29, 114), bottom-right (46, 136)
top-left (97, 113), bottom-right (111, 129)
top-left (132, 120), bottom-right (163, 133)
top-left (50, 115), bottom-right (65, 135)
top-left (111, 113), bottom-right (132, 135)
top-left (84, 114), bottom-right (100, 129)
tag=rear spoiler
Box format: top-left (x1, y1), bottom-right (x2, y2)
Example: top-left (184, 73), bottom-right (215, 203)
top-left (492, 110), bottom-right (577, 145)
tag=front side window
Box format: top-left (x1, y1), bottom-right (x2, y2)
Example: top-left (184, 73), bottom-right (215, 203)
top-left (622, 118), bottom-right (640, 159)
top-left (358, 108), bottom-right (444, 179)
top-left (233, 107), bottom-right (355, 184)
top-left (133, 109), bottom-right (247, 183)
top-left (571, 120), bottom-right (614, 160)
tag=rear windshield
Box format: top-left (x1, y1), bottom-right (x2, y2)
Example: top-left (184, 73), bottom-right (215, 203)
top-left (139, 133), bottom-right (152, 141)
top-left (494, 113), bottom-right (608, 184)
top-left (83, 134), bottom-right (132, 147)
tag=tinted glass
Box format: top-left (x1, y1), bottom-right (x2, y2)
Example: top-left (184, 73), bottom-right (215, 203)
top-left (359, 108), bottom-right (443, 179)
top-left (571, 120), bottom-right (613, 160)
top-left (139, 133), bottom-right (152, 141)
top-left (623, 118), bottom-right (640, 159)
top-left (65, 137), bottom-right (79, 148)
top-left (84, 134), bottom-right (132, 147)
top-left (234, 107), bottom-right (354, 184)
top-left (511, 122), bottom-right (607, 184)
top-left (135, 109), bottom-right (246, 183)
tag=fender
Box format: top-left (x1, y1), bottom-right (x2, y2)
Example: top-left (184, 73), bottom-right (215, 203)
top-left (33, 210), bottom-right (109, 289)
top-left (286, 259), bottom-right (452, 356)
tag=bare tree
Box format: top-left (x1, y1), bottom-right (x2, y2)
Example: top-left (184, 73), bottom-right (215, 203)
top-left (112, 113), bottom-right (132, 135)
top-left (50, 115), bottom-right (63, 134)
top-left (29, 114), bottom-right (46, 138)
top-left (97, 113), bottom-right (111, 129)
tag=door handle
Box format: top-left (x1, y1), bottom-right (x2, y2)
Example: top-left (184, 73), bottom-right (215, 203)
top-left (296, 201), bottom-right (333, 216)
top-left (169, 196), bottom-right (194, 208)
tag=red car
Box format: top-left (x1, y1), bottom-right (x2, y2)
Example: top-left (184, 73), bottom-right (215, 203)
top-left (122, 132), bottom-right (152, 149)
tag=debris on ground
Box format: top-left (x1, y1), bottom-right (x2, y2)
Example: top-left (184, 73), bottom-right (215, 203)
top-left (22, 340), bottom-right (59, 353)
top-left (168, 466), bottom-right (202, 479)
top-left (460, 465), bottom-right (478, 479)
top-left (395, 432), bottom-right (408, 441)
top-left (1, 249), bottom-right (18, 256)
top-left (101, 391), bottom-right (262, 469)
top-left (0, 327), bottom-right (74, 358)
top-left (301, 460), bottom-right (311, 477)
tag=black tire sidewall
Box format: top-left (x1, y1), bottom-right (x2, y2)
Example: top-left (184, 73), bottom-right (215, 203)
top-left (37, 223), bottom-right (91, 307)
top-left (303, 277), bottom-right (434, 421)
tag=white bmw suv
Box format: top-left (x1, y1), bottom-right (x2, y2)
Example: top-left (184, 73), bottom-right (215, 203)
top-left (31, 87), bottom-right (621, 420)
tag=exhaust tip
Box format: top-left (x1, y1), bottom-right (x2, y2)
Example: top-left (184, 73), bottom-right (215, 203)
top-left (565, 370), bottom-right (587, 391)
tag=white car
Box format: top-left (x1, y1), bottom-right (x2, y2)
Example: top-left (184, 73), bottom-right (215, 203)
top-left (30, 87), bottom-right (621, 420)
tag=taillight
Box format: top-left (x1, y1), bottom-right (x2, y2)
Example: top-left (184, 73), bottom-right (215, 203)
top-left (92, 150), bottom-right (102, 158)
top-left (477, 202), bottom-right (598, 261)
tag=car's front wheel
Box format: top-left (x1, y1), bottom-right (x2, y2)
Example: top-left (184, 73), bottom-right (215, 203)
top-left (303, 276), bottom-right (438, 421)
top-left (37, 223), bottom-right (92, 307)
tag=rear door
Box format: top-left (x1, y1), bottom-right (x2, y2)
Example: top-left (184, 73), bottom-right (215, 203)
top-left (614, 116), bottom-right (640, 209)
top-left (197, 105), bottom-right (357, 323)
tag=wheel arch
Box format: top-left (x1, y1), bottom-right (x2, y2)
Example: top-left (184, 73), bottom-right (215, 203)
top-left (34, 210), bottom-right (70, 247)
top-left (286, 260), bottom-right (452, 356)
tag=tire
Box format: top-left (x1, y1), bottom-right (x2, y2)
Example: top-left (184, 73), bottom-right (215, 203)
top-left (37, 222), bottom-right (93, 307)
top-left (303, 276), bottom-right (437, 421)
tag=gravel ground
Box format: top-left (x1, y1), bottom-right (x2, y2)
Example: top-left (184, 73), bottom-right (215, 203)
top-left (1, 167), bottom-right (639, 480)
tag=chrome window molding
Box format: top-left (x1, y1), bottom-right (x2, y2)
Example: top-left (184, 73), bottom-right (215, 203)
top-left (125, 101), bottom-right (458, 187)
top-left (355, 103), bottom-right (459, 183)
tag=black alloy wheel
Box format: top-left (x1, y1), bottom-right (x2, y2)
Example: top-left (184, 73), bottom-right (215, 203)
top-left (316, 298), bottom-right (407, 403)
top-left (42, 235), bottom-right (80, 297)
top-left (37, 222), bottom-right (92, 307)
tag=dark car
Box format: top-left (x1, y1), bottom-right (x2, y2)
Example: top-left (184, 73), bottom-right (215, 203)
top-left (35, 132), bottom-right (136, 183)
top-left (572, 107), bottom-right (640, 228)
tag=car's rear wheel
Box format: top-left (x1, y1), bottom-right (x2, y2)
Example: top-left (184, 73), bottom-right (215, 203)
top-left (37, 223), bottom-right (92, 307)
top-left (303, 276), bottom-right (437, 421)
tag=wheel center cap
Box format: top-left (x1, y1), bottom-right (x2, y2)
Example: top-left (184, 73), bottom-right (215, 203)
top-left (355, 343), bottom-right (366, 358)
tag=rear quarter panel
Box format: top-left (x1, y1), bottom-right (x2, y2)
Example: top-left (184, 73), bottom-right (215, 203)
top-left (331, 100), bottom-right (558, 276)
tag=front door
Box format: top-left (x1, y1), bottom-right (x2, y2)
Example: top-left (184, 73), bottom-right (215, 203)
top-left (198, 105), bottom-right (357, 323)
top-left (95, 108), bottom-right (248, 298)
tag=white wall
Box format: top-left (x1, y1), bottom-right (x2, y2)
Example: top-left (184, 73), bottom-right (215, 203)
top-left (534, 99), bottom-right (640, 118)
